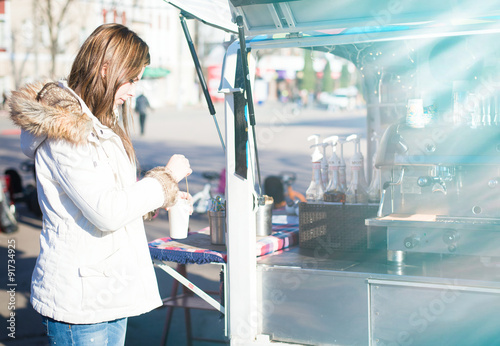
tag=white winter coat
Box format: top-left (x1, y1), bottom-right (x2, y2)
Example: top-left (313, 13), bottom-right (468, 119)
top-left (9, 81), bottom-right (178, 324)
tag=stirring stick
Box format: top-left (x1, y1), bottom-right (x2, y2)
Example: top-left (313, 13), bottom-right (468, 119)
top-left (185, 176), bottom-right (189, 195)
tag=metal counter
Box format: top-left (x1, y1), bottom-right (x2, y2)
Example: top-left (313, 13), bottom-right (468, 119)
top-left (256, 247), bottom-right (500, 345)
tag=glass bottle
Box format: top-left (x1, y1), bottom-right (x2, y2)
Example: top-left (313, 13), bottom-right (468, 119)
top-left (337, 137), bottom-right (347, 194)
top-left (306, 158), bottom-right (324, 202)
top-left (367, 133), bottom-right (381, 203)
top-left (305, 136), bottom-right (324, 202)
top-left (367, 167), bottom-right (381, 203)
top-left (323, 139), bottom-right (346, 203)
top-left (345, 134), bottom-right (368, 204)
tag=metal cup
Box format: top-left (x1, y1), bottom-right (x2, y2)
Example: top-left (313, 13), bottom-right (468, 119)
top-left (406, 99), bottom-right (425, 128)
top-left (256, 196), bottom-right (274, 236)
top-left (209, 211), bottom-right (226, 245)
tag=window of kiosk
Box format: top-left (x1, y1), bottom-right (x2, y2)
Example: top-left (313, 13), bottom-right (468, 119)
top-left (246, 30), bottom-right (500, 263)
top-left (250, 49), bottom-right (368, 197)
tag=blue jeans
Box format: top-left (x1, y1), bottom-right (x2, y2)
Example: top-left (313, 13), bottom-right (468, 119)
top-left (42, 316), bottom-right (127, 345)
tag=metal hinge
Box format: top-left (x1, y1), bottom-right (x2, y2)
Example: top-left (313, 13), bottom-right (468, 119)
top-left (286, 32), bottom-right (303, 39)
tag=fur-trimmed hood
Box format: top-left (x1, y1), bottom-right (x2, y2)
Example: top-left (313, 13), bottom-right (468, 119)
top-left (9, 81), bottom-right (94, 157)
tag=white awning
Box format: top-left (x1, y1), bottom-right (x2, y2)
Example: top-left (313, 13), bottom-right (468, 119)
top-left (164, 0), bottom-right (500, 50)
top-left (229, 0), bottom-right (500, 37)
top-left (164, 0), bottom-right (237, 33)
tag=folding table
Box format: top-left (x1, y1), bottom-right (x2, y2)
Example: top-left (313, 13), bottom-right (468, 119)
top-left (148, 215), bottom-right (299, 345)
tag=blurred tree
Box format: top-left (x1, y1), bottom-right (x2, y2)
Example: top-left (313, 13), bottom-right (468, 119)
top-left (8, 0), bottom-right (76, 86)
top-left (300, 50), bottom-right (315, 92)
top-left (37, 0), bottom-right (75, 78)
top-left (339, 63), bottom-right (350, 88)
top-left (10, 27), bottom-right (32, 89)
top-left (354, 69), bottom-right (364, 101)
top-left (321, 60), bottom-right (334, 93)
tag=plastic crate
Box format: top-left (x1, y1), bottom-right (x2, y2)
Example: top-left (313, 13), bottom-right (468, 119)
top-left (299, 202), bottom-right (379, 252)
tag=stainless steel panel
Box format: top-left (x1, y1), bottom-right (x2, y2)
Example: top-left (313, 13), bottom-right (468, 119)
top-left (370, 280), bottom-right (500, 344)
top-left (258, 266), bottom-right (369, 345)
top-left (257, 247), bottom-right (500, 286)
top-left (386, 225), bottom-right (500, 256)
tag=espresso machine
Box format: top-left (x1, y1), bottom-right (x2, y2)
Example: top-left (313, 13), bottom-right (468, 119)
top-left (366, 116), bottom-right (500, 257)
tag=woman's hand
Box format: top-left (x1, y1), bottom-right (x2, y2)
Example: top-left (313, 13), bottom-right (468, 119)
top-left (165, 154), bottom-right (192, 182)
top-left (166, 191), bottom-right (193, 215)
top-left (177, 191), bottom-right (193, 215)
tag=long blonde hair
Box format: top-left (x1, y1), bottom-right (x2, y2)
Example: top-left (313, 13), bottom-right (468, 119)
top-left (68, 23), bottom-right (150, 162)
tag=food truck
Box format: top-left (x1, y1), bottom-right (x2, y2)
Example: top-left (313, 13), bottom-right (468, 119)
top-left (163, 0), bottom-right (500, 344)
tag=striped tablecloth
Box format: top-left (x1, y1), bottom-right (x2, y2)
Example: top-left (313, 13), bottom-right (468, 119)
top-left (148, 215), bottom-right (299, 264)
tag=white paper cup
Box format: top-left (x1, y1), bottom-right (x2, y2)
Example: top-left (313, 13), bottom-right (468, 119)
top-left (168, 199), bottom-right (190, 239)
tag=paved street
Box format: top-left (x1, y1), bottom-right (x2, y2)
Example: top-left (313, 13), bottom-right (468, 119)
top-left (0, 99), bottom-right (366, 345)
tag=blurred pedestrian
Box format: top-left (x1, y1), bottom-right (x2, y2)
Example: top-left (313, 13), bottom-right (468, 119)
top-left (135, 93), bottom-right (150, 135)
top-left (8, 23), bottom-right (193, 345)
top-left (0, 176), bottom-right (18, 234)
top-left (1, 91), bottom-right (7, 110)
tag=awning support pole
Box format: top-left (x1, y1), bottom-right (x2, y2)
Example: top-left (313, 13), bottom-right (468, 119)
top-left (179, 13), bottom-right (226, 154)
top-left (236, 15), bottom-right (263, 200)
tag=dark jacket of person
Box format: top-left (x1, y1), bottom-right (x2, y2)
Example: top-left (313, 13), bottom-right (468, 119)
top-left (135, 94), bottom-right (150, 114)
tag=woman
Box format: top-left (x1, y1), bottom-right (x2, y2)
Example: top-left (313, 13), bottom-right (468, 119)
top-left (8, 23), bottom-right (192, 344)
